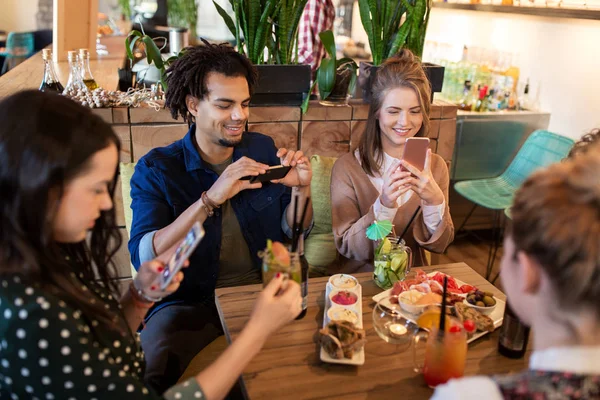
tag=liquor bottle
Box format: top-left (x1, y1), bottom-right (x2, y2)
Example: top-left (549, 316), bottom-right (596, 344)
top-left (295, 234), bottom-right (309, 320)
top-left (79, 49), bottom-right (99, 91)
top-left (498, 302), bottom-right (530, 358)
top-left (39, 49), bottom-right (64, 93)
top-left (64, 51), bottom-right (89, 95)
top-left (458, 80), bottom-right (473, 111)
top-left (518, 79), bottom-right (531, 110)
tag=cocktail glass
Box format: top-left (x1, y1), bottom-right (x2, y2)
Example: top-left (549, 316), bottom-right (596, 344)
top-left (373, 236), bottom-right (412, 290)
top-left (413, 326), bottom-right (468, 388)
top-left (261, 249), bottom-right (301, 288)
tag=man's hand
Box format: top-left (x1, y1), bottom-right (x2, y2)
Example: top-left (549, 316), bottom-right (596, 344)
top-left (206, 156), bottom-right (269, 205)
top-left (271, 149), bottom-right (312, 188)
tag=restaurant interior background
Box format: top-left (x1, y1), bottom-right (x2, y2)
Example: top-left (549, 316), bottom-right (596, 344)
top-left (2, 0), bottom-right (598, 140)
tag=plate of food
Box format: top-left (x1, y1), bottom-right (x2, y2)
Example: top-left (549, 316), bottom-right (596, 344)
top-left (372, 270), bottom-right (504, 344)
top-left (320, 274), bottom-right (366, 365)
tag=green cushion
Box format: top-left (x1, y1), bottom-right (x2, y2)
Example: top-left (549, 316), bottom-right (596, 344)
top-left (119, 162), bottom-right (137, 277)
top-left (305, 155), bottom-right (338, 272)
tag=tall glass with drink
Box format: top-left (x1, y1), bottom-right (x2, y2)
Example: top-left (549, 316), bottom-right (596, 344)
top-left (413, 326), bottom-right (468, 387)
top-left (261, 240), bottom-right (301, 288)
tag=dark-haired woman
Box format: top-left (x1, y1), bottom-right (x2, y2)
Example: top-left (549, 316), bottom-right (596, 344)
top-left (0, 90), bottom-right (302, 400)
top-left (331, 50), bottom-right (454, 272)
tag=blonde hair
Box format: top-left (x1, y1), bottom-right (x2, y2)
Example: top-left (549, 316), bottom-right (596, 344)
top-left (358, 49), bottom-right (432, 176)
top-left (510, 148), bottom-right (600, 315)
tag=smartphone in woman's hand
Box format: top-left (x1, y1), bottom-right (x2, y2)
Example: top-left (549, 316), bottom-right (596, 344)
top-left (400, 137), bottom-right (430, 172)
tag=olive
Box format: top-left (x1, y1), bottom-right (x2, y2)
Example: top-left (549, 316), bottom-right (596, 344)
top-left (483, 296), bottom-right (496, 307)
top-left (476, 301), bottom-right (485, 307)
top-left (467, 298), bottom-right (475, 305)
top-left (484, 291), bottom-right (494, 297)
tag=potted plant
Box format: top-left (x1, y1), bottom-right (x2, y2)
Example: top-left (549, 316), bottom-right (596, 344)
top-left (357, 0), bottom-right (444, 102)
top-left (125, 26), bottom-right (184, 90)
top-left (213, 0), bottom-right (311, 106)
top-left (167, 0), bottom-right (199, 45)
top-left (302, 30), bottom-right (357, 111)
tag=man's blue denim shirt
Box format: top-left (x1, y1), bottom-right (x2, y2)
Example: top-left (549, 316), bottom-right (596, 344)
top-left (128, 125), bottom-right (300, 306)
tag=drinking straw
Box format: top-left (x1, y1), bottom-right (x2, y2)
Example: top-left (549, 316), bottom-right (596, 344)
top-left (438, 276), bottom-right (448, 338)
top-left (397, 206), bottom-right (421, 245)
top-left (291, 195), bottom-right (299, 252)
top-left (292, 196), bottom-right (311, 252)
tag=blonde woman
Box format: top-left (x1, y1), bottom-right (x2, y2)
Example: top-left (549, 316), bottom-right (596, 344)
top-left (331, 49), bottom-right (454, 272)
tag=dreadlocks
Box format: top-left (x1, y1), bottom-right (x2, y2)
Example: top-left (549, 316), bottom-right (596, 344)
top-left (164, 40), bottom-right (258, 125)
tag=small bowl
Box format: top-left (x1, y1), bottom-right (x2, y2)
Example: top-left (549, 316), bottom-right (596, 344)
top-left (328, 274), bottom-right (359, 291)
top-left (329, 290), bottom-right (359, 307)
top-left (398, 290), bottom-right (443, 315)
top-left (327, 307), bottom-right (359, 325)
top-left (463, 299), bottom-right (496, 315)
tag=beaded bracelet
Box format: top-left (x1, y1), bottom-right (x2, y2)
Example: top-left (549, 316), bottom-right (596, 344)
top-left (131, 279), bottom-right (163, 303)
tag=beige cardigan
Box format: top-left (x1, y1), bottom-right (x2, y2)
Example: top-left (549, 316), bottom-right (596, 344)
top-left (330, 152), bottom-right (454, 273)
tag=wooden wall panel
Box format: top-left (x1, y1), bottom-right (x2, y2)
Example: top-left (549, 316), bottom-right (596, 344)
top-left (248, 122), bottom-right (299, 150)
top-left (112, 125), bottom-right (132, 162)
top-left (301, 121), bottom-right (350, 158)
top-left (131, 124), bottom-right (189, 161)
top-left (350, 120), bottom-right (367, 151)
top-left (249, 107), bottom-right (300, 123)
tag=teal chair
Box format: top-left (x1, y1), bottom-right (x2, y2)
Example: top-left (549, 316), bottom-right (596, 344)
top-left (0, 32), bottom-right (34, 74)
top-left (454, 130), bottom-right (574, 280)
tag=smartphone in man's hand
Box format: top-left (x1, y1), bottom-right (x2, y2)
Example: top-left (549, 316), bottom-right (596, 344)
top-left (240, 165), bottom-right (292, 183)
top-left (160, 222), bottom-right (205, 290)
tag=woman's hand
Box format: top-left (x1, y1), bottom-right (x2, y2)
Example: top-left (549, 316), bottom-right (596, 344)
top-left (380, 159), bottom-right (413, 208)
top-left (272, 148), bottom-right (312, 187)
top-left (400, 149), bottom-right (445, 206)
top-left (133, 246), bottom-right (190, 300)
top-left (247, 274), bottom-right (302, 336)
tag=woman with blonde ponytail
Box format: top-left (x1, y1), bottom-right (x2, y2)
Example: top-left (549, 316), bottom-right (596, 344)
top-left (432, 146), bottom-right (600, 399)
top-left (330, 49), bottom-right (454, 272)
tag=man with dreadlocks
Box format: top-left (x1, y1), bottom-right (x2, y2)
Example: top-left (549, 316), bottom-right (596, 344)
top-left (128, 42), bottom-right (313, 393)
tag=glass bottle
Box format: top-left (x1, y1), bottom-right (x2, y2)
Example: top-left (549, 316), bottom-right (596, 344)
top-left (498, 302), bottom-right (530, 358)
top-left (458, 80), bottom-right (473, 111)
top-left (39, 49), bottom-right (64, 93)
top-left (519, 79), bottom-right (531, 110)
top-left (63, 51), bottom-right (89, 95)
top-left (295, 235), bottom-right (309, 320)
top-left (79, 48), bottom-right (99, 91)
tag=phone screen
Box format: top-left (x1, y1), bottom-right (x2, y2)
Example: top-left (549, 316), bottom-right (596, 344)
top-left (160, 222), bottom-right (205, 290)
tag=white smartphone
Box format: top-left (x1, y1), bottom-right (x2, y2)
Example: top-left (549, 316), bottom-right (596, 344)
top-left (160, 221), bottom-right (205, 290)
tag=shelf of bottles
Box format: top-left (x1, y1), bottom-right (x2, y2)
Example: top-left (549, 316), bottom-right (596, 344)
top-left (432, 1), bottom-right (600, 20)
top-left (425, 44), bottom-right (537, 112)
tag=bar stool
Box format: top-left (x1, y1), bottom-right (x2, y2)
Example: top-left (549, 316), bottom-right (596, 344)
top-left (0, 32), bottom-right (35, 74)
top-left (454, 130), bottom-right (574, 280)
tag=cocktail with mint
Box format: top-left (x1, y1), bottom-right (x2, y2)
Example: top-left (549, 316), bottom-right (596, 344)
top-left (373, 236), bottom-right (412, 290)
top-left (260, 240), bottom-right (301, 287)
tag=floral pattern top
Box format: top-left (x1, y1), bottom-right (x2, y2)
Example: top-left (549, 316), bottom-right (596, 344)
top-left (0, 274), bottom-right (205, 400)
top-left (493, 370), bottom-right (600, 400)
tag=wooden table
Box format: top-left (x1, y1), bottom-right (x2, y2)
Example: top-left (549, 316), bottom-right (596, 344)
top-left (216, 262), bottom-right (531, 400)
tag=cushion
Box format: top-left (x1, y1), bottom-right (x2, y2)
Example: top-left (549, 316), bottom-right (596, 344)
top-left (119, 162), bottom-right (137, 277)
top-left (305, 155), bottom-right (338, 273)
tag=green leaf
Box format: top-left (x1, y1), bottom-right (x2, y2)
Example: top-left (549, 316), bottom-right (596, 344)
top-left (248, 0), bottom-right (261, 61)
top-left (213, 0), bottom-right (237, 37)
top-left (317, 58), bottom-right (335, 100)
top-left (319, 30), bottom-right (336, 61)
top-left (358, 0), bottom-right (375, 63)
top-left (387, 19), bottom-right (411, 58)
top-left (142, 36), bottom-right (164, 70)
top-left (254, 0), bottom-right (276, 64)
top-left (301, 81), bottom-right (317, 114)
top-left (125, 34), bottom-right (141, 61)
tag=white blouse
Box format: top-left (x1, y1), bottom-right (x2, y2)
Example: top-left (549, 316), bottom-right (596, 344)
top-left (355, 150), bottom-right (445, 235)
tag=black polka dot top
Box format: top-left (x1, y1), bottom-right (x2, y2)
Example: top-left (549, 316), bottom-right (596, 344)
top-left (0, 275), bottom-right (205, 399)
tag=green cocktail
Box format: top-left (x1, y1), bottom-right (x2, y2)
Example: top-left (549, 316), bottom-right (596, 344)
top-left (373, 237), bottom-right (412, 290)
top-left (261, 240), bottom-right (301, 287)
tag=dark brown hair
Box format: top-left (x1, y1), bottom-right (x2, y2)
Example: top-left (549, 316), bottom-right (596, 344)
top-left (0, 90), bottom-right (127, 334)
top-left (567, 128), bottom-right (600, 159)
top-left (358, 49), bottom-right (431, 176)
top-left (509, 149), bottom-right (600, 316)
top-left (165, 40), bottom-right (259, 125)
